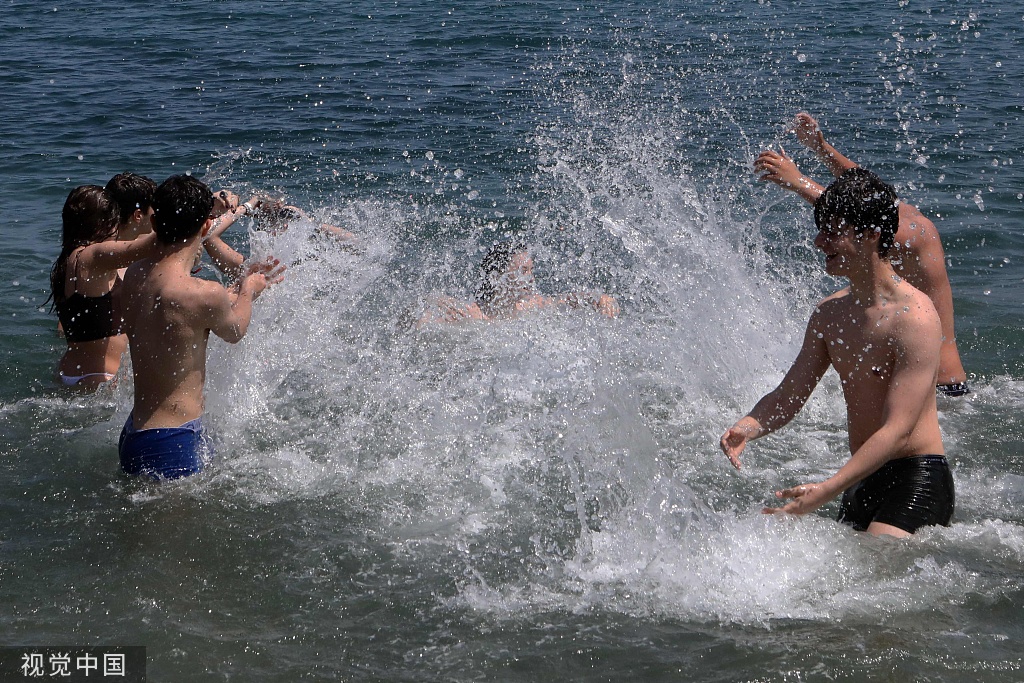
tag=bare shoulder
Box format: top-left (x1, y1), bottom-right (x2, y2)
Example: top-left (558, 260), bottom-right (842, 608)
top-left (898, 202), bottom-right (941, 242)
top-left (814, 287), bottom-right (852, 312)
top-left (895, 281), bottom-right (941, 332)
top-left (159, 276), bottom-right (233, 319)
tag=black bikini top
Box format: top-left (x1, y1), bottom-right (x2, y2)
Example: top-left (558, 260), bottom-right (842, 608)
top-left (56, 255), bottom-right (122, 343)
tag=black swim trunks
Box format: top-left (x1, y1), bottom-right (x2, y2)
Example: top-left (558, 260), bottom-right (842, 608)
top-left (837, 455), bottom-right (954, 534)
top-left (937, 382), bottom-right (970, 397)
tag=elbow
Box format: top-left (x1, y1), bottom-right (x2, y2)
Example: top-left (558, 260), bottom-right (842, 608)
top-left (223, 324), bottom-right (248, 344)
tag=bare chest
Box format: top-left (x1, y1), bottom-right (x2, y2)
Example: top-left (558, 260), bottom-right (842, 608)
top-left (815, 307), bottom-right (901, 386)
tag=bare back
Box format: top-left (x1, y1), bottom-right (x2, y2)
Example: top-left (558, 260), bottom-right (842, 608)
top-left (122, 256), bottom-right (227, 429)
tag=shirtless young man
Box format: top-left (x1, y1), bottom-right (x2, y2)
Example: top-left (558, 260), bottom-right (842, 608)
top-left (721, 169), bottom-right (954, 538)
top-left (119, 175), bottom-right (284, 480)
top-left (754, 112), bottom-right (968, 395)
top-left (417, 239), bottom-right (619, 326)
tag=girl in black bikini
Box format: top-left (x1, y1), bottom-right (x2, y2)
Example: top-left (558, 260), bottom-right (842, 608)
top-left (49, 186), bottom-right (158, 390)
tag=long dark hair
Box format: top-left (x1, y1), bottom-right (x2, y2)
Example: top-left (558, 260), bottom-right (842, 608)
top-left (48, 185), bottom-right (120, 307)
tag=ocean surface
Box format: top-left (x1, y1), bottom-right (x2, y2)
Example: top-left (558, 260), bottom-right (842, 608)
top-left (1, 1), bottom-right (1022, 680)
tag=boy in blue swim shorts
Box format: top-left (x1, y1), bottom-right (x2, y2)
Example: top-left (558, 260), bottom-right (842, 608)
top-left (119, 175), bottom-right (284, 481)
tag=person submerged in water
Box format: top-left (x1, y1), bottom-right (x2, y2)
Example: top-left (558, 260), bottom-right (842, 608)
top-left (416, 238), bottom-right (619, 326)
top-left (251, 198), bottom-right (356, 241)
top-left (49, 184), bottom-right (159, 390)
top-left (721, 168), bottom-right (954, 538)
top-left (199, 195), bottom-right (357, 275)
top-left (754, 112), bottom-right (968, 396)
top-left (119, 175), bottom-right (285, 481)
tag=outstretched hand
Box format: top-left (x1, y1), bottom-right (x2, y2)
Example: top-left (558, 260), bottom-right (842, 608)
top-left (786, 112), bottom-right (825, 152)
top-left (763, 481), bottom-right (834, 516)
top-left (754, 148), bottom-right (804, 189)
top-left (244, 256), bottom-right (286, 299)
top-left (720, 426), bottom-right (750, 470)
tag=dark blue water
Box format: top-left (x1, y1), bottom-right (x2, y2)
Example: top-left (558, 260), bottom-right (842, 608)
top-left (1, 2), bottom-right (1022, 681)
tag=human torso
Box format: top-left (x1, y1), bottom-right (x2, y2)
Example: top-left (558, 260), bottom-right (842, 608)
top-left (122, 259), bottom-right (212, 429)
top-left (57, 250), bottom-right (123, 342)
top-left (55, 249), bottom-right (128, 378)
top-left (812, 281), bottom-right (944, 457)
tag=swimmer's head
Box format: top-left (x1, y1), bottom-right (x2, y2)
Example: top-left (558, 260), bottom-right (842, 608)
top-left (253, 201), bottom-right (300, 232)
top-left (51, 185), bottom-right (120, 304)
top-left (814, 167), bottom-right (898, 256)
top-left (476, 237), bottom-right (532, 307)
top-left (105, 172), bottom-right (157, 226)
top-left (152, 175), bottom-right (214, 245)
top-left (60, 184), bottom-right (120, 250)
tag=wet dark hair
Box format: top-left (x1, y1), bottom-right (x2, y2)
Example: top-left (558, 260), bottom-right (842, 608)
top-left (49, 185), bottom-right (120, 307)
top-left (475, 237), bottom-right (528, 307)
top-left (152, 175), bottom-right (214, 245)
top-left (255, 204), bottom-right (300, 230)
top-left (814, 167), bottom-right (899, 256)
top-left (105, 172), bottom-right (157, 224)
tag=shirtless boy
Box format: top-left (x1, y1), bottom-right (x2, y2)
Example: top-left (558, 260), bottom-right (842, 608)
top-left (119, 175), bottom-right (284, 480)
top-left (721, 168), bottom-right (954, 538)
top-left (754, 112), bottom-right (968, 395)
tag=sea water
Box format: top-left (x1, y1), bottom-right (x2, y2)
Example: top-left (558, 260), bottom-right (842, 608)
top-left (0, 1), bottom-right (1022, 681)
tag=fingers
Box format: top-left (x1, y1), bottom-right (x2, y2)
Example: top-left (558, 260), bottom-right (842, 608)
top-left (776, 484), bottom-right (811, 500)
top-left (719, 430), bottom-right (744, 470)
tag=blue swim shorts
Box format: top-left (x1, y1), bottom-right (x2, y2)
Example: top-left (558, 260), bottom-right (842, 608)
top-left (118, 413), bottom-right (212, 480)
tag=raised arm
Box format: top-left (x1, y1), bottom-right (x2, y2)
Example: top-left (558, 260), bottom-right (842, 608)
top-left (78, 231), bottom-right (159, 275)
top-left (720, 309), bottom-right (832, 468)
top-left (202, 257), bottom-right (284, 343)
top-left (789, 112), bottom-right (857, 179)
top-left (754, 148), bottom-right (826, 205)
top-left (207, 196), bottom-right (261, 241)
top-left (203, 236), bottom-right (246, 279)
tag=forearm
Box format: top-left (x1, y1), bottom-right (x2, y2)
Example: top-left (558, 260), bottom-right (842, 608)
top-left (318, 224), bottom-right (356, 240)
top-left (222, 290), bottom-right (254, 342)
top-left (746, 387), bottom-right (807, 437)
top-left (815, 140), bottom-right (857, 178)
top-left (91, 232), bottom-right (159, 271)
top-left (824, 426), bottom-right (908, 495)
top-left (204, 237), bottom-right (245, 279)
top-left (789, 176), bottom-right (825, 205)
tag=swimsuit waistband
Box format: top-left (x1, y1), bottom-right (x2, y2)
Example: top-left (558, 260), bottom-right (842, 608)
top-left (123, 413), bottom-right (203, 435)
top-left (58, 371), bottom-right (116, 387)
top-left (937, 382), bottom-right (970, 397)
